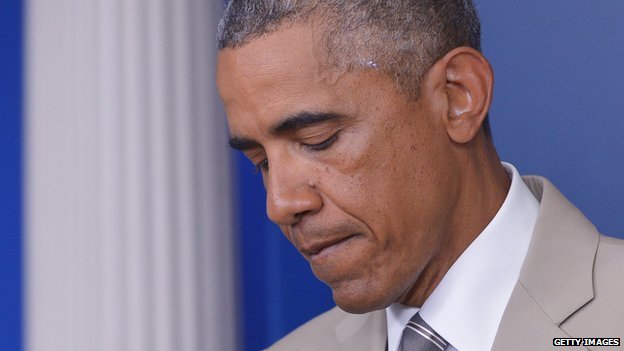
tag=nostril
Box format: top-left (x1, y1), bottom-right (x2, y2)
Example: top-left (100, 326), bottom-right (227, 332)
top-left (266, 183), bottom-right (323, 226)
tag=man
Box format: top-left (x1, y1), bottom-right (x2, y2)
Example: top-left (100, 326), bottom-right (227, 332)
top-left (216, 1), bottom-right (624, 350)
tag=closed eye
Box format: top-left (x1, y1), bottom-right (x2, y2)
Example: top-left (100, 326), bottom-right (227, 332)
top-left (253, 158), bottom-right (269, 174)
top-left (252, 132), bottom-right (341, 174)
top-left (303, 132), bottom-right (340, 151)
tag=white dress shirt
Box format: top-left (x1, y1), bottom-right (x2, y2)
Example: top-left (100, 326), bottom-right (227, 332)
top-left (386, 163), bottom-right (540, 351)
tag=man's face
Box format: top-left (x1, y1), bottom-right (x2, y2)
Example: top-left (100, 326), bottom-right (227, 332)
top-left (217, 24), bottom-right (459, 312)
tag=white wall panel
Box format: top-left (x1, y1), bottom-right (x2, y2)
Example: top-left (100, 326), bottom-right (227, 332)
top-left (25, 0), bottom-right (236, 350)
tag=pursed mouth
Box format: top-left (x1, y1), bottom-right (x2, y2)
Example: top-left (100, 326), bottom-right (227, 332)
top-left (300, 234), bottom-right (362, 260)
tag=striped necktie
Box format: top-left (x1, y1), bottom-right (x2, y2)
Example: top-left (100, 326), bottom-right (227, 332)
top-left (398, 313), bottom-right (450, 351)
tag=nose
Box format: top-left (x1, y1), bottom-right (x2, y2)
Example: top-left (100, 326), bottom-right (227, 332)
top-left (265, 160), bottom-right (323, 226)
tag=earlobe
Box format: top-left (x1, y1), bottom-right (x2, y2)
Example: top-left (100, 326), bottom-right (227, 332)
top-left (442, 47), bottom-right (493, 144)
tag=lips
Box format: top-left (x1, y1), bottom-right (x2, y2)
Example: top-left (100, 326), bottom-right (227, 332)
top-left (299, 234), bottom-right (361, 260)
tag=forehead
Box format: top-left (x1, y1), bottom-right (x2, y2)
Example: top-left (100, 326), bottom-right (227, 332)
top-left (219, 26), bottom-right (320, 85)
top-left (216, 23), bottom-right (352, 132)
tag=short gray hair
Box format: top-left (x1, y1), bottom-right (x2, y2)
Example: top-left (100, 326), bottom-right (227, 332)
top-left (217, 0), bottom-right (490, 134)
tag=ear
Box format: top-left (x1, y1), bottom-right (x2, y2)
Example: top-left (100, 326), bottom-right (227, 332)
top-left (441, 47), bottom-right (493, 144)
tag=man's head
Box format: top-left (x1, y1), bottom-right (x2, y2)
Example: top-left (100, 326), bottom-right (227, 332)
top-left (217, 0), bottom-right (508, 313)
top-left (218, 1), bottom-right (483, 108)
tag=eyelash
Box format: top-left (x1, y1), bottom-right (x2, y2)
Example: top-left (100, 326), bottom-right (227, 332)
top-left (252, 132), bottom-right (341, 174)
top-left (253, 159), bottom-right (269, 174)
top-left (304, 132), bottom-right (340, 152)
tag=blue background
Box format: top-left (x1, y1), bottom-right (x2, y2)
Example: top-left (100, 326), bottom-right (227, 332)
top-left (0, 0), bottom-right (23, 350)
top-left (236, 1), bottom-right (624, 350)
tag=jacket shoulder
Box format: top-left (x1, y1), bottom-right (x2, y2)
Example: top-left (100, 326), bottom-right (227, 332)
top-left (265, 307), bottom-right (350, 351)
top-left (562, 233), bottom-right (624, 337)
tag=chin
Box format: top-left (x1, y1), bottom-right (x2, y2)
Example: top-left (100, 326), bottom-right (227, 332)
top-left (330, 280), bottom-right (394, 314)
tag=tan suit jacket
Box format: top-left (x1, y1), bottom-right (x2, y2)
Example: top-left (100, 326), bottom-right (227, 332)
top-left (267, 177), bottom-right (624, 351)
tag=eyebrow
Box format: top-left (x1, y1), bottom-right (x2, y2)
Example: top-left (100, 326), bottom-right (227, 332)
top-left (271, 111), bottom-right (346, 134)
top-left (228, 111), bottom-right (347, 151)
top-left (228, 137), bottom-right (261, 151)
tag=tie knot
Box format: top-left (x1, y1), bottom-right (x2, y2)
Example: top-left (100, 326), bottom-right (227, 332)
top-left (399, 313), bottom-right (449, 351)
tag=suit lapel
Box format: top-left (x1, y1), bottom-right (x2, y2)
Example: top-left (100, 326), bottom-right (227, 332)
top-left (334, 309), bottom-right (387, 350)
top-left (492, 282), bottom-right (587, 351)
top-left (493, 177), bottom-right (599, 350)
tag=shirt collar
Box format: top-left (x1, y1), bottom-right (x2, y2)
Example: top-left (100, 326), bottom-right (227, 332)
top-left (386, 163), bottom-right (539, 351)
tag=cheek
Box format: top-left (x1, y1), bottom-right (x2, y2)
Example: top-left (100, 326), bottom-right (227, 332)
top-left (328, 132), bottom-right (451, 250)
top-left (315, 135), bottom-right (417, 227)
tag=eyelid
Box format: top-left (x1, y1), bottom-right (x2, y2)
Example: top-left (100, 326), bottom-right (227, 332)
top-left (253, 158), bottom-right (269, 174)
top-left (244, 150), bottom-right (268, 174)
top-left (247, 129), bottom-right (342, 174)
top-left (302, 131), bottom-right (340, 151)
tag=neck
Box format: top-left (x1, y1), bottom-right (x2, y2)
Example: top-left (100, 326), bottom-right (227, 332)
top-left (399, 134), bottom-right (510, 307)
